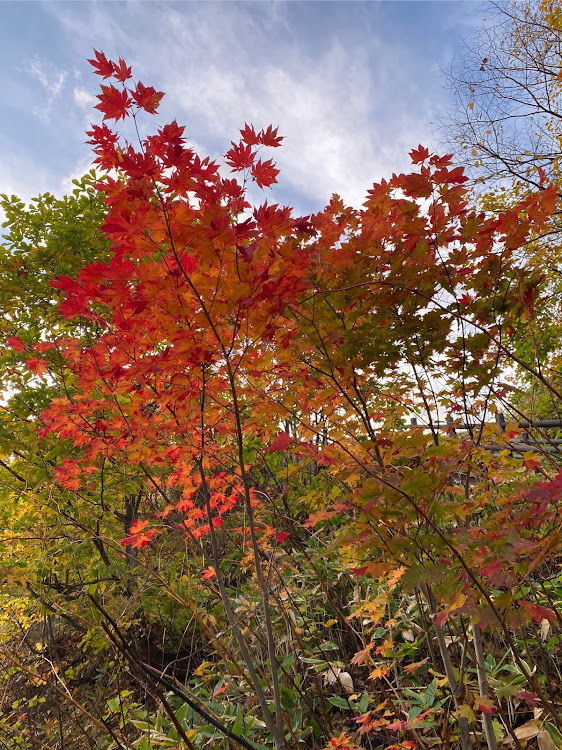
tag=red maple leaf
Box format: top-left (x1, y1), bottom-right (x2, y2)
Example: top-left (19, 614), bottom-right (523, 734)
top-left (479, 561), bottom-right (503, 577)
top-left (131, 82), bottom-right (164, 114)
top-left (158, 120), bottom-right (186, 147)
top-left (121, 519), bottom-right (161, 548)
top-left (520, 600), bottom-right (556, 624)
top-left (86, 123), bottom-right (120, 149)
top-left (259, 125), bottom-right (283, 148)
top-left (475, 696), bottom-right (496, 716)
top-left (433, 609), bottom-right (450, 627)
top-left (26, 358), bottom-right (48, 377)
top-left (251, 158), bottom-right (279, 188)
top-left (268, 431), bottom-right (291, 453)
top-left (303, 509), bottom-right (338, 527)
top-left (95, 84), bottom-right (131, 121)
top-left (53, 459), bottom-right (88, 490)
top-left (6, 336), bottom-right (26, 351)
top-left (87, 49), bottom-right (115, 79)
top-left (63, 478), bottom-right (81, 491)
top-left (399, 171), bottom-right (433, 199)
top-left (50, 275), bottom-right (82, 293)
top-left (523, 454), bottom-right (542, 470)
top-left (240, 123), bottom-right (260, 146)
top-left (113, 57), bottom-right (132, 83)
top-left (57, 294), bottom-right (89, 318)
top-left (409, 144), bottom-right (430, 164)
top-left (34, 342), bottom-right (58, 353)
top-left (517, 691), bottom-right (540, 707)
top-left (444, 165), bottom-right (468, 185)
top-left (225, 142), bottom-right (255, 170)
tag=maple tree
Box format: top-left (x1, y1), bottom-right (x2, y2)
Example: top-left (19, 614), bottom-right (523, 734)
top-left (2, 49), bottom-right (562, 750)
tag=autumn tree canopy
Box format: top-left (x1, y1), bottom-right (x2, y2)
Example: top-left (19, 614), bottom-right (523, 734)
top-left (1, 48), bottom-right (562, 750)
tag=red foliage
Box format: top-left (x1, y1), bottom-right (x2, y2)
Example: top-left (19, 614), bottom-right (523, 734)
top-left (30, 55), bottom-right (561, 639)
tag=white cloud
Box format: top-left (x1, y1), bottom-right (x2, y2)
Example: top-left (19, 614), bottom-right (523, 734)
top-left (47, 3), bottom-right (439, 208)
top-left (0, 156), bottom-right (52, 228)
top-left (22, 57), bottom-right (68, 121)
top-left (0, 155), bottom-right (50, 202)
top-left (59, 156), bottom-right (98, 195)
top-left (73, 86), bottom-right (98, 129)
top-left (27, 58), bottom-right (66, 97)
top-left (73, 87), bottom-right (96, 110)
top-left (44, 2), bottom-right (459, 211)
top-left (157, 8), bottom-right (436, 209)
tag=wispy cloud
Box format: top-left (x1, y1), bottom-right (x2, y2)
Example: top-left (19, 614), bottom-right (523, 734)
top-left (59, 155), bottom-right (97, 195)
top-left (48, 2), bottom-right (450, 209)
top-left (22, 57), bottom-right (67, 120)
top-left (27, 59), bottom-right (66, 96)
top-left (1, 2), bottom-right (479, 213)
top-left (152, 4), bottom-right (443, 209)
top-left (73, 86), bottom-right (96, 110)
top-left (0, 155), bottom-right (52, 227)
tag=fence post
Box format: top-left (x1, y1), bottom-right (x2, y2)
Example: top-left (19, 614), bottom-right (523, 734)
top-left (496, 412), bottom-right (506, 433)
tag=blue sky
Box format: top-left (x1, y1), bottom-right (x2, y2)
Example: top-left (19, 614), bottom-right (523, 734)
top-left (0, 1), bottom-right (482, 215)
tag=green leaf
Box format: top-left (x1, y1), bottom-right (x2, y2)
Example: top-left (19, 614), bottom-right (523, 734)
top-left (175, 700), bottom-right (189, 724)
top-left (328, 695), bottom-right (353, 710)
top-left (281, 654), bottom-right (295, 670)
top-left (106, 697), bottom-right (120, 712)
top-left (408, 706), bottom-right (425, 721)
top-left (357, 693), bottom-right (369, 713)
top-left (544, 724), bottom-right (562, 750)
top-left (424, 679), bottom-right (438, 706)
top-left (232, 707), bottom-right (244, 737)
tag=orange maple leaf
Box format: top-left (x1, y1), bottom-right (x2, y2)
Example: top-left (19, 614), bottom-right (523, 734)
top-left (121, 520), bottom-right (161, 548)
top-left (26, 357), bottom-right (48, 377)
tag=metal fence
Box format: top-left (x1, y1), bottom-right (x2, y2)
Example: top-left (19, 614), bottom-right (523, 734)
top-left (408, 414), bottom-right (562, 455)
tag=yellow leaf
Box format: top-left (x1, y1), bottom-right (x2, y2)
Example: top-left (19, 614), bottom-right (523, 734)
top-left (458, 704), bottom-right (476, 722)
top-left (376, 639), bottom-right (394, 657)
top-left (369, 664), bottom-right (391, 680)
top-left (449, 591), bottom-right (466, 612)
top-left (194, 661), bottom-right (212, 677)
top-left (387, 566), bottom-right (406, 586)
